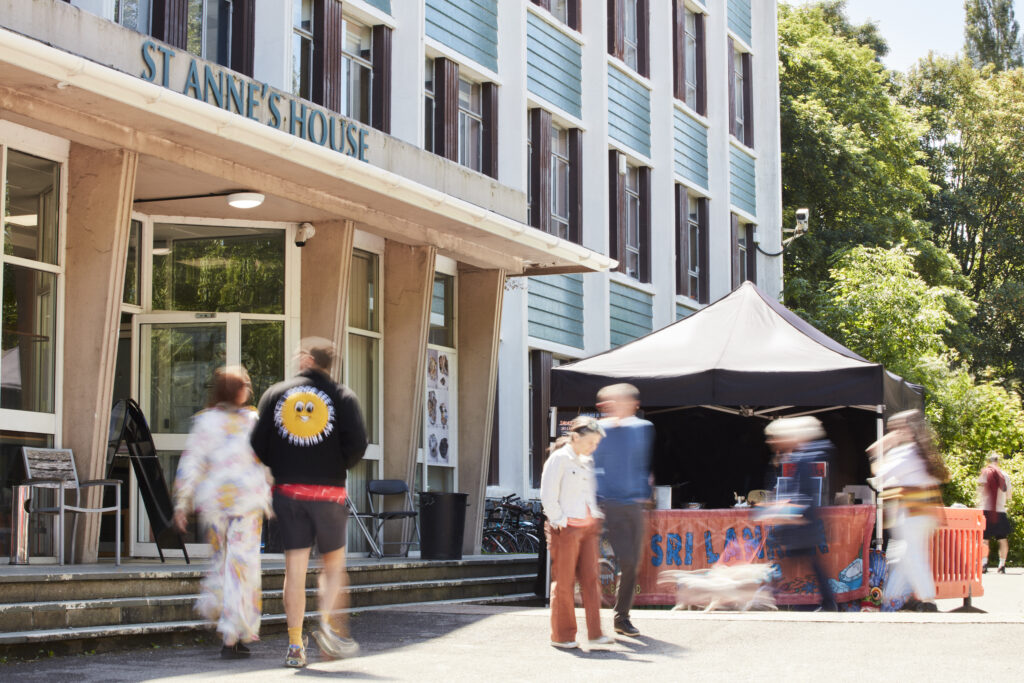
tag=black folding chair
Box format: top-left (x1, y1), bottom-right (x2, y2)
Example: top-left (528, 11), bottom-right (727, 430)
top-left (362, 479), bottom-right (420, 558)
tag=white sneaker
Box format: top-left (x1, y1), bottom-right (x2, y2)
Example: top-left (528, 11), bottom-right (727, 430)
top-left (550, 640), bottom-right (579, 649)
top-left (588, 635), bottom-right (615, 650)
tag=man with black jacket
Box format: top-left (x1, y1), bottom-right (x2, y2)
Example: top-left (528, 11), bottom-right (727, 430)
top-left (251, 337), bottom-right (368, 668)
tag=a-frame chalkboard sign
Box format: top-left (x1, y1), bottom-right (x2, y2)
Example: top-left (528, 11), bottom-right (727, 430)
top-left (107, 398), bottom-right (190, 564)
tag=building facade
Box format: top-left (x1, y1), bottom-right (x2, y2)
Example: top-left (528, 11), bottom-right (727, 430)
top-left (494, 0), bottom-right (783, 498)
top-left (0, 0), bottom-right (779, 562)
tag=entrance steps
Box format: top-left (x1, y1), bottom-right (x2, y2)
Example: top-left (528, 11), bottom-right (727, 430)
top-left (0, 555), bottom-right (537, 659)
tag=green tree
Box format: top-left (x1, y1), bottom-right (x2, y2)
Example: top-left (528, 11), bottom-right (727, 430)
top-left (778, 2), bottom-right (933, 320)
top-left (965, 0), bottom-right (1024, 71)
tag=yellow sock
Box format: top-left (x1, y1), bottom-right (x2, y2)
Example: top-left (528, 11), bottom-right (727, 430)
top-left (288, 627), bottom-right (303, 647)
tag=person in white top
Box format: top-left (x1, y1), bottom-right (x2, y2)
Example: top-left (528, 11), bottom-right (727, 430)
top-left (540, 416), bottom-right (614, 651)
top-left (978, 453), bottom-right (1013, 573)
top-left (869, 410), bottom-right (947, 612)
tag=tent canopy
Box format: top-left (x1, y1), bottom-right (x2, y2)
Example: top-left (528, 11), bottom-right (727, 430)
top-left (551, 281), bottom-right (922, 410)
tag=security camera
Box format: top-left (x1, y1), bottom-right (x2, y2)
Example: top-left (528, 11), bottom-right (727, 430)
top-left (795, 208), bottom-right (809, 225)
top-left (295, 222), bottom-right (316, 247)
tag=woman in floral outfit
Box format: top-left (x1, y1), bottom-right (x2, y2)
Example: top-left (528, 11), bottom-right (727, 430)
top-left (173, 366), bottom-right (272, 659)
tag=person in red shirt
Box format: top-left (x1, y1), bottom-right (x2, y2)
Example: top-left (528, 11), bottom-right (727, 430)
top-left (978, 453), bottom-right (1013, 574)
top-left (251, 337), bottom-right (368, 668)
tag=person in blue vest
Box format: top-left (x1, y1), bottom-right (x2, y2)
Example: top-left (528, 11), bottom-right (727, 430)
top-left (592, 383), bottom-right (655, 637)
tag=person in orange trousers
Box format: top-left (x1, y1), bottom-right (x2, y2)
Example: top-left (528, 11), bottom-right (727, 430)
top-left (540, 416), bottom-right (615, 651)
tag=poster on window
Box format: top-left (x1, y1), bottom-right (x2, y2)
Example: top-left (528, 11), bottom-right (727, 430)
top-left (426, 348), bottom-right (451, 465)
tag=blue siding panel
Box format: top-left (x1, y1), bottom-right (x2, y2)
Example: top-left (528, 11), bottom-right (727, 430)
top-left (609, 281), bottom-right (653, 348)
top-left (728, 0), bottom-right (753, 47)
top-left (364, 0), bottom-right (391, 14)
top-left (425, 0), bottom-right (498, 72)
top-left (677, 303), bottom-right (694, 320)
top-left (673, 108), bottom-right (709, 189)
top-left (729, 146), bottom-right (757, 216)
top-left (528, 274), bottom-right (584, 348)
top-left (607, 65), bottom-right (651, 157)
top-left (526, 13), bottom-right (583, 118)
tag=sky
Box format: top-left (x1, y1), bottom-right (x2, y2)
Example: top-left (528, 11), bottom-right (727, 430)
top-left (839, 0), bottom-right (1024, 72)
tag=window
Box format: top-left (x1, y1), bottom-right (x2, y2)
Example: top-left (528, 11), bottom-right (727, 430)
top-left (608, 0), bottom-right (649, 76)
top-left (2, 148), bottom-right (62, 416)
top-left (609, 152), bottom-right (650, 281)
top-left (425, 271), bottom-right (456, 490)
top-left (624, 166), bottom-right (641, 279)
top-left (729, 40), bottom-right (754, 146)
top-left (429, 273), bottom-right (455, 348)
top-left (428, 59), bottom-right (498, 177)
top-left (529, 110), bottom-right (581, 242)
top-left (673, 2), bottom-right (705, 113)
top-left (115, 0), bottom-right (151, 33)
top-left (425, 58), bottom-right (436, 153)
top-left (530, 0), bottom-right (579, 29)
top-left (123, 219), bottom-right (142, 307)
top-left (292, 0), bottom-right (314, 100)
top-left (341, 18), bottom-right (373, 125)
top-left (676, 188), bottom-right (708, 303)
top-left (458, 79), bottom-right (483, 172)
top-left (732, 215), bottom-right (756, 289)
top-left (550, 126), bottom-right (571, 240)
top-left (186, 0), bottom-right (232, 67)
top-left (348, 250), bottom-right (380, 446)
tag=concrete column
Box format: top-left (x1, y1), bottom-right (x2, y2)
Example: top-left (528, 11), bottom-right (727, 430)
top-left (457, 268), bottom-right (506, 555)
top-left (62, 143), bottom-right (138, 563)
top-left (381, 242), bottom-right (436, 489)
top-left (299, 219), bottom-right (355, 383)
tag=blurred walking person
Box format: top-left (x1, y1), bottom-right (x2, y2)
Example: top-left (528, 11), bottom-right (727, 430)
top-left (869, 409), bottom-right (948, 612)
top-left (592, 383), bottom-right (654, 636)
top-left (173, 366), bottom-right (271, 659)
top-left (764, 416), bottom-right (837, 611)
top-left (251, 337), bottom-right (368, 668)
top-left (978, 453), bottom-right (1013, 574)
top-left (541, 416), bottom-right (614, 651)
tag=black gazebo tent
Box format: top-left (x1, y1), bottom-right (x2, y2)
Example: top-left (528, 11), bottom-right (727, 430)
top-left (550, 282), bottom-right (922, 527)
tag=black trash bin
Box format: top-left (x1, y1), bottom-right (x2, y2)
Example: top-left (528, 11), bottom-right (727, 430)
top-left (419, 491), bottom-right (468, 560)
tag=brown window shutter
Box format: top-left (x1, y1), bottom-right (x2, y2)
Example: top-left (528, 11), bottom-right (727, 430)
top-left (675, 185), bottom-right (687, 296)
top-left (313, 0), bottom-right (344, 112)
top-left (529, 109), bottom-right (552, 234)
top-left (742, 52), bottom-right (754, 146)
top-left (637, 0), bottom-right (650, 77)
top-left (727, 37), bottom-right (736, 137)
top-left (608, 150), bottom-right (625, 270)
top-left (231, 0), bottom-right (256, 77)
top-left (696, 13), bottom-right (707, 115)
top-left (698, 197), bottom-right (709, 303)
top-left (746, 225), bottom-right (757, 284)
top-left (608, 0), bottom-right (624, 60)
top-left (529, 350), bottom-right (553, 489)
top-left (568, 128), bottom-right (583, 244)
top-left (569, 0), bottom-right (581, 31)
top-left (434, 58), bottom-right (460, 162)
top-left (151, 0), bottom-right (188, 50)
top-left (372, 24), bottom-right (392, 133)
top-left (672, 0), bottom-right (685, 102)
top-left (482, 82), bottom-right (499, 179)
top-left (639, 166), bottom-right (652, 283)
top-left (730, 213), bottom-right (741, 289)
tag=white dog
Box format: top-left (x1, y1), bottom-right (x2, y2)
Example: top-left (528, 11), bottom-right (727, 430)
top-left (658, 563), bottom-right (778, 612)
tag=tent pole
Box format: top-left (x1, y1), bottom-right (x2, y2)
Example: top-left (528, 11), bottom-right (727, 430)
top-left (875, 404), bottom-right (885, 547)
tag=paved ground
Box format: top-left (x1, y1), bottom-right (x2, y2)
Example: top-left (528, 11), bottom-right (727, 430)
top-left (3, 569), bottom-right (1021, 682)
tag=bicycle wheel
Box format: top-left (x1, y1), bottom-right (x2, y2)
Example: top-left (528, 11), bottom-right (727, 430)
top-left (482, 531), bottom-right (507, 554)
top-left (514, 530), bottom-right (540, 553)
top-left (598, 559), bottom-right (618, 607)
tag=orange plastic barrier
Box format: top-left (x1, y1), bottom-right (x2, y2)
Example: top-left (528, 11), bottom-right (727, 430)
top-left (930, 508), bottom-right (986, 600)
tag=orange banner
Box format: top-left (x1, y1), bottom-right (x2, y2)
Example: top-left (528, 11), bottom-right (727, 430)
top-left (634, 505), bottom-right (875, 606)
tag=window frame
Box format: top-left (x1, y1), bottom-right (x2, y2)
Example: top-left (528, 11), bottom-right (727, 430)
top-left (607, 0), bottom-right (649, 77)
top-left (608, 150), bottom-right (651, 283)
top-left (529, 109), bottom-right (582, 243)
top-left (347, 247), bottom-right (383, 454)
top-left (530, 0), bottom-right (581, 30)
top-left (292, 0), bottom-right (316, 100)
top-left (457, 78), bottom-right (484, 173)
top-left (429, 57), bottom-right (499, 178)
top-left (673, 1), bottom-right (706, 114)
top-left (340, 15), bottom-right (374, 126)
top-left (676, 186), bottom-right (708, 303)
top-left (731, 214), bottom-right (757, 289)
top-left (728, 38), bottom-right (754, 147)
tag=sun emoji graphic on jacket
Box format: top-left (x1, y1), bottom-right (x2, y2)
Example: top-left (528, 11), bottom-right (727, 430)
top-left (274, 385), bottom-right (335, 446)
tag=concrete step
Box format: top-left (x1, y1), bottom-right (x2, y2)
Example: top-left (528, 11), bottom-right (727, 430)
top-left (0, 592), bottom-right (539, 659)
top-left (0, 574), bottom-right (536, 631)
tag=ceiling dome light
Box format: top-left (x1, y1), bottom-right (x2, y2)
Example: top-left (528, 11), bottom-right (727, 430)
top-left (227, 192), bottom-right (265, 209)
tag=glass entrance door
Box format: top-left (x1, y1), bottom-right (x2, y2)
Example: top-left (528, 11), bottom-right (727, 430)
top-left (130, 312), bottom-right (284, 557)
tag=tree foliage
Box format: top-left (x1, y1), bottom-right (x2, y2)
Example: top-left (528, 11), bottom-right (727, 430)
top-left (964, 0), bottom-right (1023, 71)
top-left (777, 2), bottom-right (932, 317)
